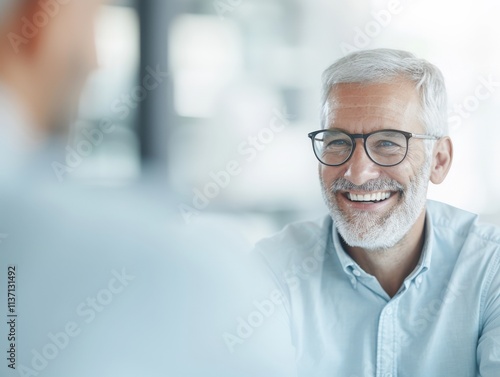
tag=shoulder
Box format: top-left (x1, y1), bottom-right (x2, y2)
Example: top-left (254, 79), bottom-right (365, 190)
top-left (254, 215), bottom-right (332, 272)
top-left (428, 200), bottom-right (500, 288)
top-left (428, 200), bottom-right (500, 249)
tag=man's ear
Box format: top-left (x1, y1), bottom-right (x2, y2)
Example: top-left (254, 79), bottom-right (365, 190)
top-left (430, 136), bottom-right (453, 184)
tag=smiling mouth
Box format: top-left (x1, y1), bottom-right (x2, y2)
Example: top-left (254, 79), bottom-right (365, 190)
top-left (345, 191), bottom-right (393, 203)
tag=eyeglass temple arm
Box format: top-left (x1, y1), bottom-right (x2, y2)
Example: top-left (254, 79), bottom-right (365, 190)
top-left (411, 134), bottom-right (441, 140)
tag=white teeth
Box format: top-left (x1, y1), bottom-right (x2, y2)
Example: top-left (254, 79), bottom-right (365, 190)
top-left (347, 191), bottom-right (392, 202)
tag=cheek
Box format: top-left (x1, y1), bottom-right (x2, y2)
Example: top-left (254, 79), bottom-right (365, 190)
top-left (319, 165), bottom-right (344, 188)
top-left (384, 162), bottom-right (416, 188)
top-left (401, 149), bottom-right (428, 180)
top-left (79, 25), bottom-right (98, 71)
top-left (37, 33), bottom-right (74, 88)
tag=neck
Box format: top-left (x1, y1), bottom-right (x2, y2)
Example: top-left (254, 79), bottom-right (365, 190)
top-left (0, 50), bottom-right (49, 137)
top-left (342, 209), bottom-right (426, 298)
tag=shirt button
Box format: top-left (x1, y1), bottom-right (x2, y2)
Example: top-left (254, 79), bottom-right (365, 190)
top-left (416, 275), bottom-right (423, 285)
top-left (386, 307), bottom-right (393, 315)
top-left (385, 373), bottom-right (393, 377)
top-left (352, 270), bottom-right (361, 277)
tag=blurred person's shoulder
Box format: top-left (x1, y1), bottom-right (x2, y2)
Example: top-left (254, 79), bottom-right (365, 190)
top-left (0, 179), bottom-right (177, 261)
top-left (254, 215), bottom-right (332, 272)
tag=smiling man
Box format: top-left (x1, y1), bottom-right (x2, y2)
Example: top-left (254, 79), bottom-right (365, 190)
top-left (256, 49), bottom-right (500, 376)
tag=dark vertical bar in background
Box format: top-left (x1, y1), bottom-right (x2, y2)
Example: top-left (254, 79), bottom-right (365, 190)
top-left (138, 0), bottom-right (177, 177)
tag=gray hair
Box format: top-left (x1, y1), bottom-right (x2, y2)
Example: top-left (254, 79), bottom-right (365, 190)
top-left (321, 48), bottom-right (448, 138)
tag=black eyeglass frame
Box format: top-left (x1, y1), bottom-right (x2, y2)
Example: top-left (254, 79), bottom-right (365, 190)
top-left (307, 129), bottom-right (440, 167)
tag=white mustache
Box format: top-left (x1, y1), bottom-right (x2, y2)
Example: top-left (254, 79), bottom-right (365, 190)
top-left (330, 178), bottom-right (404, 193)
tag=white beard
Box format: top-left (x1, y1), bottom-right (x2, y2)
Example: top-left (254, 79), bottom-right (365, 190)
top-left (321, 158), bottom-right (431, 251)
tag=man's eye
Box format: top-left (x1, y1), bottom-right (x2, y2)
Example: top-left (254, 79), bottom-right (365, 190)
top-left (376, 140), bottom-right (399, 148)
top-left (326, 139), bottom-right (350, 147)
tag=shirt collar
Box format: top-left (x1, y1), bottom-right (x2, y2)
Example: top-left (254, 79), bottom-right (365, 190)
top-left (330, 206), bottom-right (434, 289)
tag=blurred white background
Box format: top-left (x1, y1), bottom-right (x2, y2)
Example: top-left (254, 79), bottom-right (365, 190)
top-left (76, 0), bottom-right (500, 243)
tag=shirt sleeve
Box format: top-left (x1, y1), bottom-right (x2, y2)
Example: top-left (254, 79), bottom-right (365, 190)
top-left (477, 250), bottom-right (500, 376)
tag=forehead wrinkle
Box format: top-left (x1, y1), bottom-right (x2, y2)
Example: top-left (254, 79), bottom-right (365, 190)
top-left (326, 80), bottom-right (420, 108)
top-left (331, 95), bottom-right (411, 110)
top-left (326, 106), bottom-right (415, 129)
top-left (325, 90), bottom-right (421, 131)
top-left (332, 93), bottom-right (410, 101)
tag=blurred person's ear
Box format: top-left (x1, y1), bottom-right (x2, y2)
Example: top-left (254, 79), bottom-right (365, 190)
top-left (0, 1), bottom-right (39, 56)
top-left (0, 1), bottom-right (40, 67)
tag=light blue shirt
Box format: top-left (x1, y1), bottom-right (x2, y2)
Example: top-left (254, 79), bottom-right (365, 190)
top-left (255, 200), bottom-right (500, 376)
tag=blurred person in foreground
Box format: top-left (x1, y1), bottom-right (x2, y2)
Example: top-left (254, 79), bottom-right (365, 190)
top-left (256, 49), bottom-right (500, 376)
top-left (0, 0), bottom-right (98, 177)
top-left (0, 1), bottom-right (290, 376)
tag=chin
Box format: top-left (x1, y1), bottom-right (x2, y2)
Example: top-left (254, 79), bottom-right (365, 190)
top-left (328, 196), bottom-right (420, 252)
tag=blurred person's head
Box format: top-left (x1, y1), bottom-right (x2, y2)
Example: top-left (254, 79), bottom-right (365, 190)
top-left (315, 49), bottom-right (453, 251)
top-left (0, 0), bottom-right (102, 136)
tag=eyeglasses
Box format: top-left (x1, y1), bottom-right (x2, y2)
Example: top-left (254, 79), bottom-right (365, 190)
top-left (308, 129), bottom-right (439, 167)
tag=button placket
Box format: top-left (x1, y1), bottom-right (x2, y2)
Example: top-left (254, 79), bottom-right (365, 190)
top-left (376, 301), bottom-right (398, 377)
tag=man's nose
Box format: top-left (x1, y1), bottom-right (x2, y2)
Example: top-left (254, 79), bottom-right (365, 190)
top-left (343, 139), bottom-right (380, 186)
